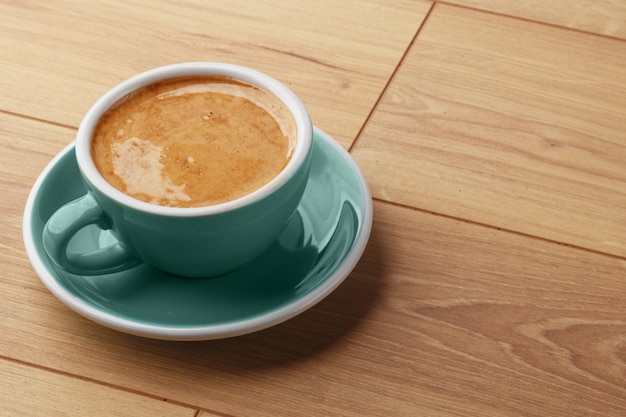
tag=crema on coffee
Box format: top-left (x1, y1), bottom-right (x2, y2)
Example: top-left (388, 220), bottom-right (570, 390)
top-left (91, 75), bottom-right (296, 208)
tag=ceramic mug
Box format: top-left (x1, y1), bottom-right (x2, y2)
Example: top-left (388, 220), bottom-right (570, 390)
top-left (43, 62), bottom-right (313, 278)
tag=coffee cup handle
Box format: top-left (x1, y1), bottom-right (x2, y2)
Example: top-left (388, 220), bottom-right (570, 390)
top-left (42, 193), bottom-right (140, 275)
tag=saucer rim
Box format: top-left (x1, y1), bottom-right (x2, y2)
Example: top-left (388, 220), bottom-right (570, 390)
top-left (23, 127), bottom-right (373, 341)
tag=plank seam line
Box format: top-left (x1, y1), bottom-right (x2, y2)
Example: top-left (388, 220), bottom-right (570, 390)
top-left (0, 354), bottom-right (207, 414)
top-left (0, 109), bottom-right (76, 131)
top-left (374, 197), bottom-right (626, 262)
top-left (437, 0), bottom-right (626, 43)
top-left (348, 2), bottom-right (437, 154)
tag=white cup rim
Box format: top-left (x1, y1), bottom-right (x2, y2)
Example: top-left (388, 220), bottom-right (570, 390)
top-left (75, 62), bottom-right (312, 217)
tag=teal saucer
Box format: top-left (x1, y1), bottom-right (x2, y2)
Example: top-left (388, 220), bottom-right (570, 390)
top-left (23, 127), bottom-right (372, 340)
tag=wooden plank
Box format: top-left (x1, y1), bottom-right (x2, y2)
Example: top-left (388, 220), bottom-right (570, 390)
top-left (0, 114), bottom-right (73, 279)
top-left (5, 178), bottom-right (626, 416)
top-left (197, 411), bottom-right (224, 417)
top-left (0, 359), bottom-right (196, 417)
top-left (352, 4), bottom-right (626, 257)
top-left (0, 0), bottom-right (432, 148)
top-left (4, 3), bottom-right (625, 416)
top-left (446, 0), bottom-right (626, 39)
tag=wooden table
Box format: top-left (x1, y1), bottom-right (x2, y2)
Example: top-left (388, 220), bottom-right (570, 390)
top-left (2, 1), bottom-right (625, 416)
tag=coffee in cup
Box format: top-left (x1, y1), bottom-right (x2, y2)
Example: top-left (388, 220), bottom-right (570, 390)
top-left (91, 75), bottom-right (297, 208)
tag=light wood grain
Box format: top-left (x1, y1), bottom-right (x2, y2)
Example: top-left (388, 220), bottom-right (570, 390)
top-left (0, 114), bottom-right (73, 279)
top-left (352, 3), bottom-right (626, 257)
top-left (0, 0), bottom-right (431, 148)
top-left (196, 411), bottom-right (224, 417)
top-left (3, 1), bottom-right (626, 416)
top-left (446, 0), bottom-right (626, 39)
top-left (0, 359), bottom-right (196, 417)
top-left (4, 171), bottom-right (626, 416)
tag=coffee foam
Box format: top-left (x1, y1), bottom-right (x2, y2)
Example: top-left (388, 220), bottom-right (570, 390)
top-left (91, 76), bottom-right (296, 208)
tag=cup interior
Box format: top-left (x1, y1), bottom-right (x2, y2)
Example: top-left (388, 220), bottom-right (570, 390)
top-left (75, 62), bottom-right (312, 217)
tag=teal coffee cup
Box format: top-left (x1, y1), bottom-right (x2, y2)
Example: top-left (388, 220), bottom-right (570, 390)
top-left (43, 63), bottom-right (313, 277)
